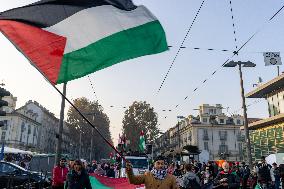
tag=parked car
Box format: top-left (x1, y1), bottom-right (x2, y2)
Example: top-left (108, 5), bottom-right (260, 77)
top-left (0, 161), bottom-right (51, 188)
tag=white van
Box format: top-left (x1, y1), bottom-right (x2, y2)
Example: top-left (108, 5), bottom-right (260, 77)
top-left (120, 156), bottom-right (149, 177)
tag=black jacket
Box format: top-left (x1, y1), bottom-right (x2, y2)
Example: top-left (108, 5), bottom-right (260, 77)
top-left (214, 171), bottom-right (240, 189)
top-left (65, 170), bottom-right (92, 189)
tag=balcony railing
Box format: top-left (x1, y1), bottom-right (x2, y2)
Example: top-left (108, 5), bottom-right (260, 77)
top-left (203, 135), bottom-right (209, 140)
top-left (220, 135), bottom-right (227, 140)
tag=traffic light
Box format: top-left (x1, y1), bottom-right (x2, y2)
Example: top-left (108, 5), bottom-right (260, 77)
top-left (0, 87), bottom-right (10, 117)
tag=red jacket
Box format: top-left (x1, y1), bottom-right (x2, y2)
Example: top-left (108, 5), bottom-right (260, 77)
top-left (52, 166), bottom-right (69, 186)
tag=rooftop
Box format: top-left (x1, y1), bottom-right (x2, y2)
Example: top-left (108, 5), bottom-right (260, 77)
top-left (247, 114), bottom-right (284, 130)
top-left (246, 73), bottom-right (284, 98)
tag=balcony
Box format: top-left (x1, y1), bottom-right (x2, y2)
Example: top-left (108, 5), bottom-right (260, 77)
top-left (237, 135), bottom-right (244, 141)
top-left (203, 135), bottom-right (209, 140)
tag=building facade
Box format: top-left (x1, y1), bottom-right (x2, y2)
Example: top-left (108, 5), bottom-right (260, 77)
top-left (0, 90), bottom-right (73, 155)
top-left (246, 73), bottom-right (284, 161)
top-left (154, 104), bottom-right (246, 161)
top-left (0, 94), bottom-right (41, 151)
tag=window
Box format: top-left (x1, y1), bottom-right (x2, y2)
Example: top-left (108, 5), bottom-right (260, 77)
top-left (204, 142), bottom-right (209, 151)
top-left (219, 131), bottom-right (227, 140)
top-left (237, 119), bottom-right (241, 125)
top-left (203, 118), bottom-right (208, 123)
top-left (220, 119), bottom-right (224, 124)
top-left (1, 132), bottom-right (5, 140)
top-left (238, 143), bottom-right (243, 153)
top-left (0, 163), bottom-right (17, 173)
top-left (219, 141), bottom-right (228, 153)
top-left (209, 109), bottom-right (214, 114)
top-left (203, 129), bottom-right (208, 135)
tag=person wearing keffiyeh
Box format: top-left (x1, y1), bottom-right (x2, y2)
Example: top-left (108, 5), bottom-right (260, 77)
top-left (126, 155), bottom-right (178, 189)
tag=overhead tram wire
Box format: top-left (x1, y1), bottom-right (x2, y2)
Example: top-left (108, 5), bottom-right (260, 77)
top-left (171, 3), bottom-right (284, 110)
top-left (229, 0), bottom-right (239, 52)
top-left (157, 0), bottom-right (206, 94)
top-left (168, 46), bottom-right (284, 54)
top-left (87, 75), bottom-right (99, 103)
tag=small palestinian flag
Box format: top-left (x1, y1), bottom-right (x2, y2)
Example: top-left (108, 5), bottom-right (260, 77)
top-left (139, 130), bottom-right (146, 152)
top-left (0, 0), bottom-right (168, 85)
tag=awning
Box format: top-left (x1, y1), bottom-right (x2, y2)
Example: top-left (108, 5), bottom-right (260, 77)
top-left (246, 73), bottom-right (284, 98)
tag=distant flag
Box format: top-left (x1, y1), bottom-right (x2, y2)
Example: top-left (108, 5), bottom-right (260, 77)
top-left (0, 0), bottom-right (168, 85)
top-left (0, 143), bottom-right (4, 160)
top-left (139, 130), bottom-right (146, 152)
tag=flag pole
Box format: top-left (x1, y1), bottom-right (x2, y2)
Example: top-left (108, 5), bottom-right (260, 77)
top-left (50, 82), bottom-right (127, 162)
top-left (55, 82), bottom-right (67, 165)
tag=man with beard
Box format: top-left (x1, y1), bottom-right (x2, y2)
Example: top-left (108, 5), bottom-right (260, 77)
top-left (126, 155), bottom-right (178, 189)
top-left (214, 162), bottom-right (240, 189)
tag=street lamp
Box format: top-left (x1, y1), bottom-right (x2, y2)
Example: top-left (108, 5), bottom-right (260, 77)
top-left (223, 60), bottom-right (256, 170)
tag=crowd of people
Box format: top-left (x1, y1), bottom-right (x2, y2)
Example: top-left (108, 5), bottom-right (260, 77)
top-left (3, 153), bottom-right (32, 169)
top-left (49, 155), bottom-right (284, 189)
top-left (127, 155), bottom-right (284, 189)
top-left (51, 158), bottom-right (120, 189)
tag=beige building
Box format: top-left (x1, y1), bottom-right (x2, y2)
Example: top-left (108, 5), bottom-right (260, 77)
top-left (154, 104), bottom-right (246, 161)
top-left (0, 91), bottom-right (73, 155)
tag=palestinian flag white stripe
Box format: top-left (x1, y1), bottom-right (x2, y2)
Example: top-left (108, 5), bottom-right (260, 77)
top-left (45, 5), bottom-right (157, 54)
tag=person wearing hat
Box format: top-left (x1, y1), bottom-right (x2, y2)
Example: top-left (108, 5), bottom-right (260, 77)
top-left (126, 155), bottom-right (178, 189)
top-left (52, 158), bottom-right (68, 189)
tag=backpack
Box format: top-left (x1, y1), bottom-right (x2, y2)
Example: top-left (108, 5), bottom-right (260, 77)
top-left (184, 177), bottom-right (201, 189)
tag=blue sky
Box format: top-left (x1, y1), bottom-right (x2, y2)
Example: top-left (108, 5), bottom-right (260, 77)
top-left (0, 0), bottom-right (283, 145)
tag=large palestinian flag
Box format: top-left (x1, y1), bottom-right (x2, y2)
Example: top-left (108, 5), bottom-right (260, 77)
top-left (0, 0), bottom-right (168, 84)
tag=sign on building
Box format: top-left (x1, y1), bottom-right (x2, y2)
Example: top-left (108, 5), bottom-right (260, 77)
top-left (263, 52), bottom-right (282, 66)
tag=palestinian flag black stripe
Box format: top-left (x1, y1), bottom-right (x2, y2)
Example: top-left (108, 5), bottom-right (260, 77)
top-left (0, 0), bottom-right (168, 84)
top-left (0, 0), bottom-right (136, 28)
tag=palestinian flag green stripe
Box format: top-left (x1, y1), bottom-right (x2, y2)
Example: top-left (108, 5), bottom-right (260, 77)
top-left (58, 20), bottom-right (167, 83)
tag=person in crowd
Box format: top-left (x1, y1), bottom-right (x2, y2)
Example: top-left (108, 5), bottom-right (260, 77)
top-left (52, 158), bottom-right (69, 189)
top-left (214, 162), bottom-right (240, 189)
top-left (126, 155), bottom-right (178, 189)
top-left (201, 166), bottom-right (213, 186)
top-left (68, 159), bottom-right (75, 171)
top-left (272, 163), bottom-right (280, 189)
top-left (106, 164), bottom-right (116, 178)
top-left (167, 162), bottom-right (175, 175)
top-left (65, 159), bottom-right (92, 189)
top-left (94, 163), bottom-right (105, 175)
top-left (173, 164), bottom-right (184, 188)
top-left (256, 156), bottom-right (273, 189)
top-left (91, 161), bottom-right (97, 172)
top-left (279, 164), bottom-right (284, 189)
top-left (240, 163), bottom-right (250, 189)
top-left (182, 163), bottom-right (200, 189)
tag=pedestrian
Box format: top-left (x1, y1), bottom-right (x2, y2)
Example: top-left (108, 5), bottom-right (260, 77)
top-left (167, 163), bottom-right (175, 175)
top-left (182, 163), bottom-right (200, 189)
top-left (52, 158), bottom-right (68, 189)
top-left (214, 162), bottom-right (240, 189)
top-left (106, 164), bottom-right (116, 178)
top-left (272, 163), bottom-right (280, 189)
top-left (65, 159), bottom-right (92, 189)
top-left (174, 164), bottom-right (185, 188)
top-left (126, 155), bottom-right (178, 189)
top-left (201, 166), bottom-right (213, 186)
top-left (256, 156), bottom-right (273, 189)
top-left (94, 164), bottom-right (105, 175)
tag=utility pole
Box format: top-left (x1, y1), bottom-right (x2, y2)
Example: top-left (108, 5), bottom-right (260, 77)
top-left (55, 83), bottom-right (67, 165)
top-left (223, 61), bottom-right (255, 170)
top-left (90, 128), bottom-right (94, 161)
top-left (238, 63), bottom-right (253, 170)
